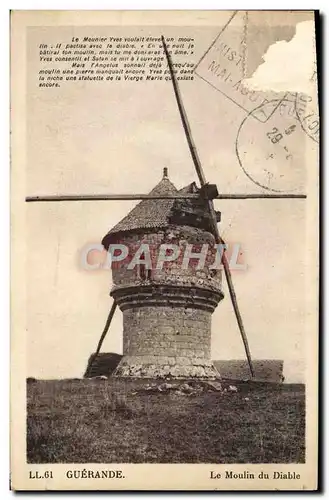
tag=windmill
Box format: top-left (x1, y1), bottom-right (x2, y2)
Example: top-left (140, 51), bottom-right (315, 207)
top-left (26, 36), bottom-right (306, 380)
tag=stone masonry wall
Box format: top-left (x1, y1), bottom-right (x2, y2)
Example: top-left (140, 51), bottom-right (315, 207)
top-left (109, 225), bottom-right (223, 379)
top-left (122, 306), bottom-right (211, 359)
top-left (109, 226), bottom-right (222, 293)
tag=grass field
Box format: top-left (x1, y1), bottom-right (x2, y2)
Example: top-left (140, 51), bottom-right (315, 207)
top-left (27, 379), bottom-right (305, 464)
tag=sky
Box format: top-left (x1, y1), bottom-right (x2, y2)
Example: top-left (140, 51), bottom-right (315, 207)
top-left (24, 11), bottom-right (317, 382)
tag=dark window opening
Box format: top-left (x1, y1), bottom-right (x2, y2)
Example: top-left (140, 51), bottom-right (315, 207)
top-left (139, 264), bottom-right (146, 280)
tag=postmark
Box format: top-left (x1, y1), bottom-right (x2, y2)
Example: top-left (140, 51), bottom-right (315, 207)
top-left (194, 11), bottom-right (287, 123)
top-left (294, 90), bottom-right (319, 144)
top-left (235, 98), bottom-right (306, 193)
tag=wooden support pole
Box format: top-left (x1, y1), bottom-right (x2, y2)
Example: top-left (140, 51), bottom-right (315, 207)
top-left (86, 301), bottom-right (117, 377)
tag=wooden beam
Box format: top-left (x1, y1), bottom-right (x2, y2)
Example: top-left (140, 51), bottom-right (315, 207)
top-left (26, 194), bottom-right (200, 202)
top-left (25, 193), bottom-right (307, 202)
top-left (217, 194), bottom-right (307, 200)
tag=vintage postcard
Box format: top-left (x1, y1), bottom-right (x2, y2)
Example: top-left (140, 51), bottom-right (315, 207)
top-left (11, 10), bottom-right (319, 490)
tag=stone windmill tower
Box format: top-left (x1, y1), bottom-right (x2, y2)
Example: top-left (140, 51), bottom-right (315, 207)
top-left (26, 36), bottom-right (305, 381)
top-left (101, 169), bottom-right (223, 379)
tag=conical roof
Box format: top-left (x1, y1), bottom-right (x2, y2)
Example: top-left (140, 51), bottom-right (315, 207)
top-left (102, 170), bottom-right (217, 248)
top-left (102, 170), bottom-right (179, 247)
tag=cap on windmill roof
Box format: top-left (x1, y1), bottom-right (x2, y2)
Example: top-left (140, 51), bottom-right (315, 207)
top-left (102, 169), bottom-right (215, 248)
top-left (102, 168), bottom-right (178, 247)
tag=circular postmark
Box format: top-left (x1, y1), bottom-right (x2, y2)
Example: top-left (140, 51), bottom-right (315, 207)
top-left (235, 98), bottom-right (306, 193)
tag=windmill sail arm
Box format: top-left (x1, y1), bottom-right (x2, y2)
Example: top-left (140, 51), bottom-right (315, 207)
top-left (162, 34), bottom-right (256, 378)
top-left (25, 193), bottom-right (306, 202)
top-left (161, 36), bottom-right (206, 187)
top-left (220, 240), bottom-right (255, 378)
